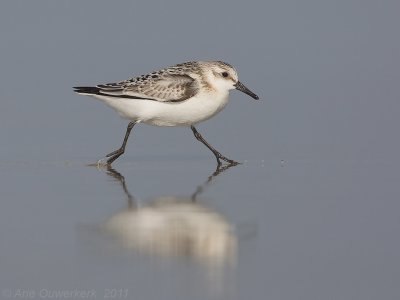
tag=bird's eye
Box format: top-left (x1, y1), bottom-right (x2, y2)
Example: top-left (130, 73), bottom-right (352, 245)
top-left (222, 72), bottom-right (229, 78)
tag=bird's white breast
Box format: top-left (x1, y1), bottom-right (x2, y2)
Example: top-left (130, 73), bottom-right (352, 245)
top-left (94, 90), bottom-right (230, 127)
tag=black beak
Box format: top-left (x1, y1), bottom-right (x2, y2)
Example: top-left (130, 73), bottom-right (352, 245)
top-left (234, 81), bottom-right (259, 100)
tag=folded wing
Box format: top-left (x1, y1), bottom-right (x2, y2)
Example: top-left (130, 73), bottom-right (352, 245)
top-left (76, 74), bottom-right (199, 103)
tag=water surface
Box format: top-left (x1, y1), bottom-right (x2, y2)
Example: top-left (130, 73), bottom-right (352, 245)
top-left (1, 159), bottom-right (399, 299)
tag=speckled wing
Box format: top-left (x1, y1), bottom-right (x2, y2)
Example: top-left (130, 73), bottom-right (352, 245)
top-left (97, 74), bottom-right (199, 103)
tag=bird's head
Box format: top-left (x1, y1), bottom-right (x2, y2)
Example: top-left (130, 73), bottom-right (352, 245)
top-left (202, 61), bottom-right (259, 100)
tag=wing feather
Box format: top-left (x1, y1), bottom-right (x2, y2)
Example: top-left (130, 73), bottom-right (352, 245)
top-left (96, 74), bottom-right (198, 103)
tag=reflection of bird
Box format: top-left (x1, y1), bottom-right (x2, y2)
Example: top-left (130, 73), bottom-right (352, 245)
top-left (100, 165), bottom-right (237, 265)
top-left (74, 61), bottom-right (259, 166)
top-left (104, 197), bottom-right (236, 264)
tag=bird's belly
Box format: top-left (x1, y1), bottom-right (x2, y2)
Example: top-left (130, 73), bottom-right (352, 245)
top-left (148, 94), bottom-right (229, 126)
top-left (99, 92), bottom-right (229, 127)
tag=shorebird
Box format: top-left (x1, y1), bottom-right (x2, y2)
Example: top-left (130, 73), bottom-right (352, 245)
top-left (74, 61), bottom-right (259, 166)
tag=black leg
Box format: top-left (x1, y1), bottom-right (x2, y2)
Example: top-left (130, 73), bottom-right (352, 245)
top-left (190, 125), bottom-right (239, 166)
top-left (105, 167), bottom-right (136, 208)
top-left (106, 121), bottom-right (136, 165)
top-left (191, 162), bottom-right (238, 201)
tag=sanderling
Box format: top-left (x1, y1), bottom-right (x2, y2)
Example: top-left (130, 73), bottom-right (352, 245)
top-left (74, 61), bottom-right (259, 166)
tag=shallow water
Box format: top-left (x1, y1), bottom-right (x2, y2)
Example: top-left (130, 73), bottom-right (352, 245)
top-left (1, 159), bottom-right (399, 299)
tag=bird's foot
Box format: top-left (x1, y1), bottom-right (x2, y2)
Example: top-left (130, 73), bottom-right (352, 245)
top-left (86, 157), bottom-right (109, 169)
top-left (106, 148), bottom-right (124, 158)
top-left (216, 154), bottom-right (241, 166)
top-left (104, 147), bottom-right (126, 165)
